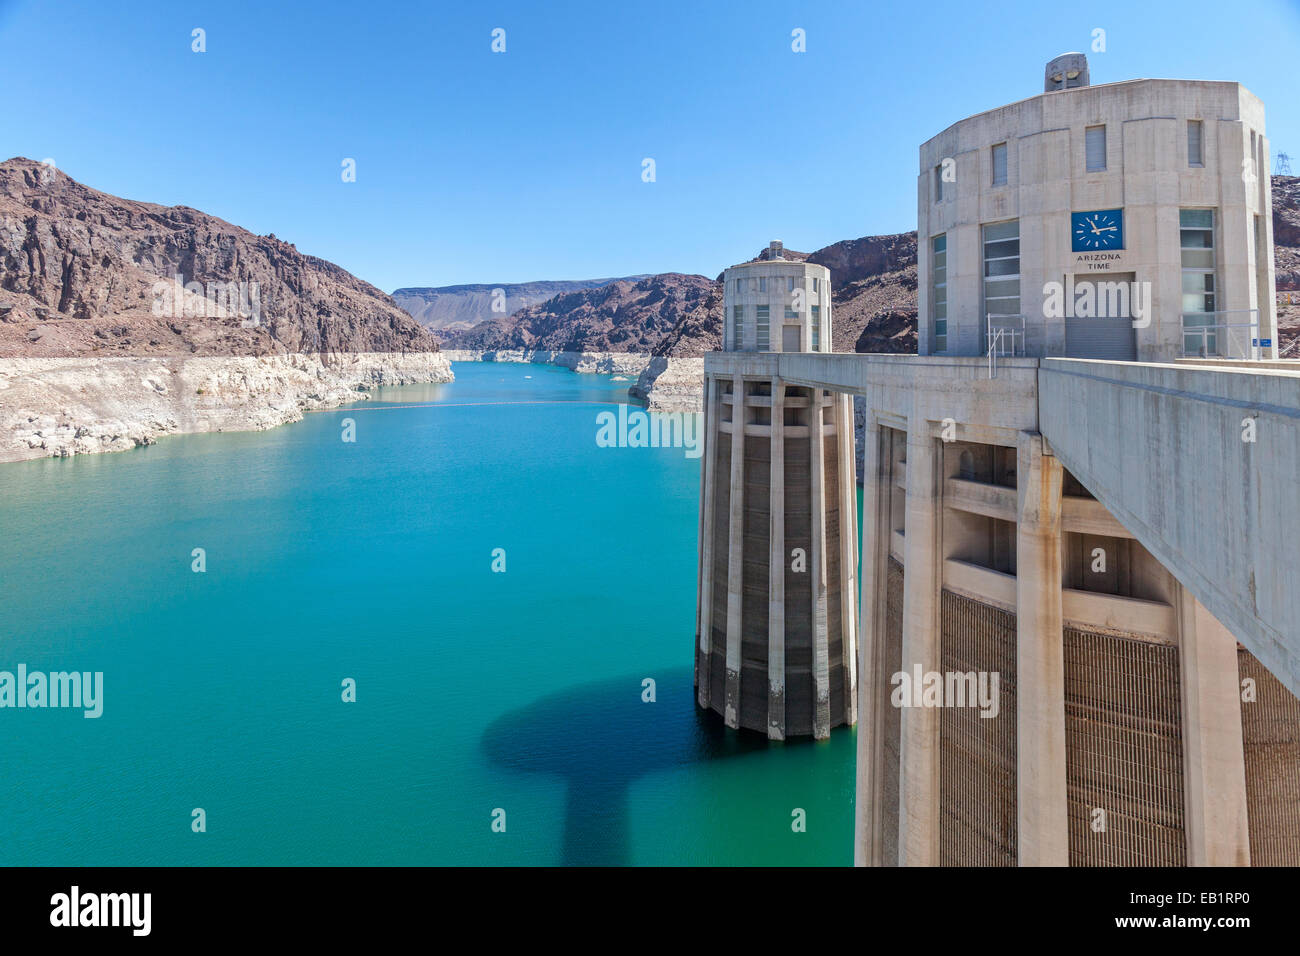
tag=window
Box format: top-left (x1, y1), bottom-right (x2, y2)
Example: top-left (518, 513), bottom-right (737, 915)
top-left (756, 305), bottom-right (769, 351)
top-left (812, 277), bottom-right (821, 293)
top-left (1180, 209), bottom-right (1216, 354)
top-left (932, 234), bottom-right (947, 352)
top-left (784, 306), bottom-right (798, 320)
top-left (1085, 125), bottom-right (1107, 172)
top-left (731, 305), bottom-right (744, 350)
top-left (991, 143), bottom-right (1007, 186)
top-left (934, 164), bottom-right (944, 201)
top-left (983, 220), bottom-right (1020, 345)
top-left (1188, 120), bottom-right (1204, 167)
top-left (810, 305), bottom-right (821, 350)
top-left (786, 277), bottom-right (796, 292)
top-left (735, 277), bottom-right (745, 293)
top-left (758, 276), bottom-right (767, 292)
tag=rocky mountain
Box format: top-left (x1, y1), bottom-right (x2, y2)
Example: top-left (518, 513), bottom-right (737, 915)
top-left (393, 277), bottom-right (647, 332)
top-left (449, 273), bottom-right (719, 353)
top-left (0, 157), bottom-right (439, 358)
top-left (445, 234), bottom-right (920, 359)
top-left (446, 177), bottom-right (1300, 358)
top-left (1271, 175), bottom-right (1300, 353)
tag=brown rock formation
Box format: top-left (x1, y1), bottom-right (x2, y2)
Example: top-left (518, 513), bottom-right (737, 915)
top-left (0, 157), bottom-right (438, 359)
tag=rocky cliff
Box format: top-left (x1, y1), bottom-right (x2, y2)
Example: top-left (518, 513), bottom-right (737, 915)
top-left (448, 273), bottom-right (718, 354)
top-left (444, 178), bottom-right (1300, 360)
top-left (1272, 175), bottom-right (1300, 352)
top-left (0, 157), bottom-right (440, 358)
top-left (444, 235), bottom-right (920, 360)
top-left (0, 157), bottom-right (453, 461)
top-left (0, 351), bottom-right (452, 463)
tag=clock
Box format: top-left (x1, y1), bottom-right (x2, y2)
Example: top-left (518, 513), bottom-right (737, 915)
top-left (1071, 208), bottom-right (1124, 252)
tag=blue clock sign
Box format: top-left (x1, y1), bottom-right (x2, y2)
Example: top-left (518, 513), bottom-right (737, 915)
top-left (1071, 208), bottom-right (1124, 251)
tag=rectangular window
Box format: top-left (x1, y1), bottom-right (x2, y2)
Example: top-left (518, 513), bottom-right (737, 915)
top-left (1181, 209), bottom-right (1217, 354)
top-left (934, 164), bottom-right (944, 201)
top-left (1188, 120), bottom-right (1204, 167)
top-left (756, 305), bottom-right (769, 351)
top-left (786, 277), bottom-right (796, 292)
top-left (983, 220), bottom-right (1020, 346)
top-left (784, 306), bottom-right (798, 320)
top-left (812, 277), bottom-right (821, 293)
top-left (932, 234), bottom-right (947, 352)
top-left (731, 305), bottom-right (744, 350)
top-left (757, 276), bottom-right (767, 292)
top-left (735, 277), bottom-right (744, 293)
top-left (1085, 125), bottom-right (1107, 172)
top-left (810, 305), bottom-right (821, 350)
top-left (991, 143), bottom-right (1007, 186)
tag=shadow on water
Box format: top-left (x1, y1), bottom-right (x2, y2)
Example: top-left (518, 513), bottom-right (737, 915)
top-left (480, 664), bottom-right (821, 865)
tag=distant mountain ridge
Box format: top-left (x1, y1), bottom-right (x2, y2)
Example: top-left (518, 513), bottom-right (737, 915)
top-left (393, 276), bottom-right (649, 332)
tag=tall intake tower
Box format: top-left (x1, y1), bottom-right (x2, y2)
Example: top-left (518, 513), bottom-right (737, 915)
top-left (694, 241), bottom-right (858, 740)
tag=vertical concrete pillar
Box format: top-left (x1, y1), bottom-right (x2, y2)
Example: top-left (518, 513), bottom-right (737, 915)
top-left (898, 414), bottom-right (942, 865)
top-left (855, 417), bottom-right (891, 866)
top-left (837, 392), bottom-right (859, 724)
top-left (768, 380), bottom-right (787, 740)
top-left (724, 375), bottom-right (746, 729)
top-left (1015, 432), bottom-right (1068, 866)
top-left (696, 375), bottom-right (717, 708)
top-left (809, 390), bottom-right (832, 739)
top-left (1178, 589), bottom-right (1251, 866)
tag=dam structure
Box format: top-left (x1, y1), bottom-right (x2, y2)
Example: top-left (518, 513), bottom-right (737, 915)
top-left (695, 242), bottom-right (859, 740)
top-left (696, 55), bottom-right (1300, 866)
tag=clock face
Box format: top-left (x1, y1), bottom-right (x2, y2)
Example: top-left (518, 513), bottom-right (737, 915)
top-left (1071, 208), bottom-right (1124, 251)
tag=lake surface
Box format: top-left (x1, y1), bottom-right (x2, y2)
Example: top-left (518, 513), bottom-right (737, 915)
top-left (0, 362), bottom-right (856, 865)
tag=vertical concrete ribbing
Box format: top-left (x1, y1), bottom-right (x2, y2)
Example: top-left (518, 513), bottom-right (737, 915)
top-left (696, 376), bottom-right (718, 709)
top-left (838, 392), bottom-right (858, 724)
top-left (855, 418), bottom-right (890, 866)
top-left (724, 375), bottom-right (746, 729)
top-left (898, 415), bottom-right (941, 865)
top-left (1179, 589), bottom-right (1251, 866)
top-left (1015, 432), bottom-right (1068, 866)
top-left (809, 390), bottom-right (832, 739)
top-left (768, 380), bottom-right (787, 739)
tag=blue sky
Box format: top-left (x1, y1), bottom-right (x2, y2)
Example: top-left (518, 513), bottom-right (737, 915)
top-left (2, 0), bottom-right (1298, 292)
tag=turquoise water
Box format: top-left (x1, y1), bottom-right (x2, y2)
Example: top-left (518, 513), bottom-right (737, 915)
top-left (0, 362), bottom-right (856, 865)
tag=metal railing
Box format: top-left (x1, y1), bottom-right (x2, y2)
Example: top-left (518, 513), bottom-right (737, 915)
top-left (1180, 310), bottom-right (1260, 361)
top-left (985, 314), bottom-right (1025, 378)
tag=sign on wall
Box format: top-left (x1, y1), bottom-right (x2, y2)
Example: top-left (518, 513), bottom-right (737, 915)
top-left (1071, 208), bottom-right (1124, 252)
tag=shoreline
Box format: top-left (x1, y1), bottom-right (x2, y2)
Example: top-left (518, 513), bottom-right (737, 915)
top-left (442, 348), bottom-right (704, 413)
top-left (0, 351), bottom-right (453, 463)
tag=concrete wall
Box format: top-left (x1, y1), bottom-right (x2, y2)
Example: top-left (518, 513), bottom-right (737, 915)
top-left (1040, 357), bottom-right (1300, 697)
top-left (916, 79), bottom-right (1276, 361)
top-left (723, 260), bottom-right (833, 353)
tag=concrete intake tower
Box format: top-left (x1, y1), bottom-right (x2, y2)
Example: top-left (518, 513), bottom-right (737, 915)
top-left (694, 241), bottom-right (858, 740)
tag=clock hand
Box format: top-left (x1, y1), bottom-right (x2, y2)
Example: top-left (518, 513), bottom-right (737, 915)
top-left (1095, 226), bottom-right (1116, 232)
